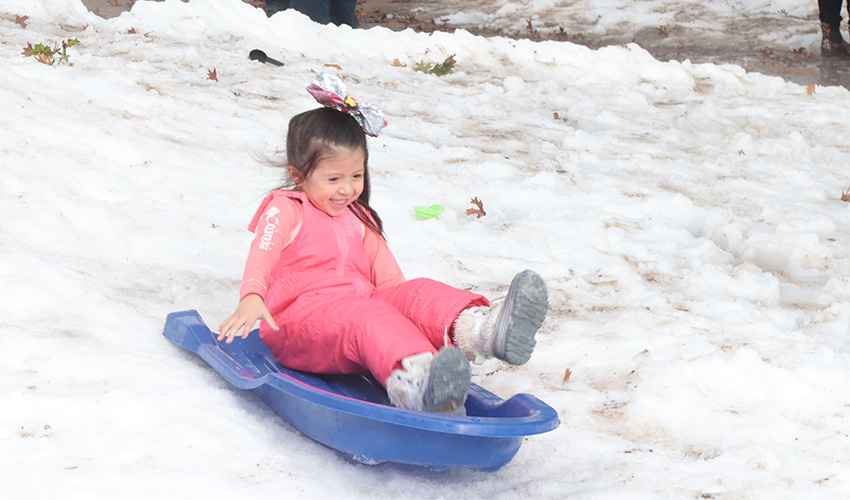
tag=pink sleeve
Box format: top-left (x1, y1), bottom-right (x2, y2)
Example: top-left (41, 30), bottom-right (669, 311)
top-left (363, 228), bottom-right (406, 291)
top-left (239, 197), bottom-right (302, 300)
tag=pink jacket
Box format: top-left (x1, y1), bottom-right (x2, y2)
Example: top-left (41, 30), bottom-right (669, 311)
top-left (240, 190), bottom-right (405, 303)
top-left (240, 190), bottom-right (487, 383)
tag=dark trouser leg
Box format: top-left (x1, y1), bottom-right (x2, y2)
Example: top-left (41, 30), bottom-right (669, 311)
top-left (288, 0), bottom-right (330, 24)
top-left (819, 0), bottom-right (849, 56)
top-left (819, 0), bottom-right (843, 25)
top-left (265, 0), bottom-right (290, 16)
top-left (329, 0), bottom-right (358, 27)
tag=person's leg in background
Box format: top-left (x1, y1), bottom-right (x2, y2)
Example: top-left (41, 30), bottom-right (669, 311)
top-left (819, 0), bottom-right (850, 56)
top-left (265, 0), bottom-right (290, 16)
top-left (329, 0), bottom-right (358, 27)
top-left (288, 0), bottom-right (330, 24)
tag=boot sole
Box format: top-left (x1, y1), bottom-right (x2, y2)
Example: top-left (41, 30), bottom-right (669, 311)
top-left (424, 347), bottom-right (471, 415)
top-left (493, 270), bottom-right (549, 365)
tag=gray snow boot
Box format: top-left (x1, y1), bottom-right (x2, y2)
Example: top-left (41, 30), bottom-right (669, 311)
top-left (386, 347), bottom-right (471, 415)
top-left (453, 270), bottom-right (549, 365)
top-left (424, 347), bottom-right (471, 415)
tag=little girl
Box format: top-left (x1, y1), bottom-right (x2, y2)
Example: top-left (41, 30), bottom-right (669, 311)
top-left (218, 74), bottom-right (549, 414)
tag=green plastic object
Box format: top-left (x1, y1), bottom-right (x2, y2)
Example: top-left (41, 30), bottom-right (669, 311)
top-left (414, 204), bottom-right (444, 219)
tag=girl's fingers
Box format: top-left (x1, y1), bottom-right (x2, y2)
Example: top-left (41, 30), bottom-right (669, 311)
top-left (217, 318), bottom-right (241, 343)
top-left (218, 319), bottom-right (237, 340)
top-left (224, 325), bottom-right (240, 343)
top-left (218, 310), bottom-right (266, 343)
top-left (263, 311), bottom-right (279, 331)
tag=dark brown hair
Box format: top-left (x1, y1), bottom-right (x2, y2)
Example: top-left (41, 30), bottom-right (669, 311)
top-left (284, 107), bottom-right (384, 237)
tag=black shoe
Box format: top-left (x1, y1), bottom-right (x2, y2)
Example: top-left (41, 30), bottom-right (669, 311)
top-left (821, 22), bottom-right (850, 57)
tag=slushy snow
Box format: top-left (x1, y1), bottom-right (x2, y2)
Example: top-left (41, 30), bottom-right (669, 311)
top-left (3, 0), bottom-right (850, 498)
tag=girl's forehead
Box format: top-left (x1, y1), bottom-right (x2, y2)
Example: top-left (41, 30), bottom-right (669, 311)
top-left (314, 149), bottom-right (366, 172)
top-left (324, 143), bottom-right (365, 157)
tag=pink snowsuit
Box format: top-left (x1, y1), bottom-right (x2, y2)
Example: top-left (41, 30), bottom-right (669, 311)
top-left (241, 190), bottom-right (488, 385)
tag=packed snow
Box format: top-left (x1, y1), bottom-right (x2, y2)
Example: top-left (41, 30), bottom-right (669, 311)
top-left (3, 0), bottom-right (850, 498)
top-left (387, 0), bottom-right (821, 57)
top-left (409, 0), bottom-right (816, 42)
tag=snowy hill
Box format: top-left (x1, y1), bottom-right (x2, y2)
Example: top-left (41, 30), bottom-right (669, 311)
top-left (3, 0), bottom-right (850, 498)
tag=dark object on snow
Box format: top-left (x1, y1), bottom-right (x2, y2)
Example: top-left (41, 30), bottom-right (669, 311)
top-left (163, 309), bottom-right (560, 472)
top-left (249, 49), bottom-right (284, 66)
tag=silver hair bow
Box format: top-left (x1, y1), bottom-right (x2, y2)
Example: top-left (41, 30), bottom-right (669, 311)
top-left (306, 73), bottom-right (387, 137)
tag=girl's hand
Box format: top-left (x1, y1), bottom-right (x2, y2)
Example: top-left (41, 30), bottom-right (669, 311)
top-left (217, 293), bottom-right (279, 344)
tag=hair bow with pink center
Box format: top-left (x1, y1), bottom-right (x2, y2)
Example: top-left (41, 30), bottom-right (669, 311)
top-left (306, 73), bottom-right (387, 137)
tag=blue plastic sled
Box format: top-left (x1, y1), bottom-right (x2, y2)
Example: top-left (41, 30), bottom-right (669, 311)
top-left (163, 310), bottom-right (560, 471)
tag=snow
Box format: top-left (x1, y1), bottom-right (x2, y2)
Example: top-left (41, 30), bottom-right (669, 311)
top-left (3, 0), bottom-right (850, 498)
top-left (429, 0), bottom-right (819, 50)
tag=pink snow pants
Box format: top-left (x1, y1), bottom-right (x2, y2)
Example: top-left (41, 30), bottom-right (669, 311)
top-left (259, 278), bottom-right (488, 385)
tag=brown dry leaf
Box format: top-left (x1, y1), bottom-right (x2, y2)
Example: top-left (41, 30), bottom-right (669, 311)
top-left (207, 68), bottom-right (218, 81)
top-left (841, 187), bottom-right (850, 202)
top-left (15, 15), bottom-right (28, 29)
top-left (324, 63), bottom-right (342, 70)
top-left (657, 25), bottom-right (667, 36)
top-left (563, 369), bottom-right (572, 382)
top-left (466, 197), bottom-right (486, 218)
top-left (553, 112), bottom-right (560, 120)
top-left (392, 58), bottom-right (405, 67)
top-left (36, 53), bottom-right (53, 66)
top-left (807, 84), bottom-right (816, 96)
top-left (128, 27), bottom-right (137, 34)
top-left (21, 43), bottom-right (33, 56)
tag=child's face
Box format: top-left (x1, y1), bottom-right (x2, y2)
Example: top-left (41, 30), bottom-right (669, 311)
top-left (289, 148), bottom-right (366, 217)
